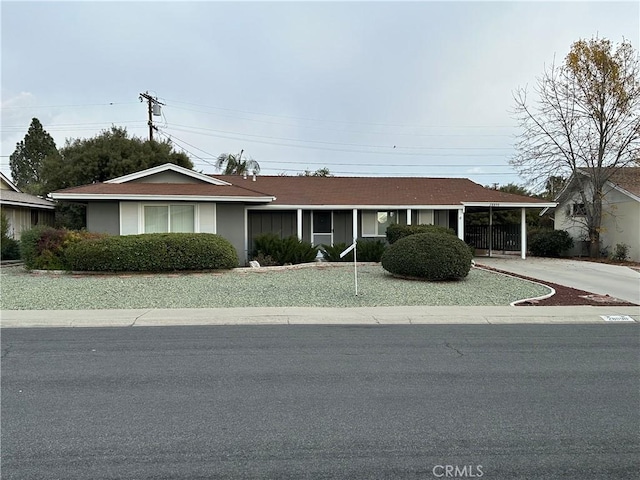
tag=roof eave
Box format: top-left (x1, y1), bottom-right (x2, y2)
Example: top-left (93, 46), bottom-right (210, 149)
top-left (462, 202), bottom-right (557, 208)
top-left (50, 193), bottom-right (275, 203)
top-left (0, 199), bottom-right (56, 209)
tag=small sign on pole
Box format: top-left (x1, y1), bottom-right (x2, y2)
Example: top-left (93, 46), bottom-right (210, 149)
top-left (340, 241), bottom-right (358, 296)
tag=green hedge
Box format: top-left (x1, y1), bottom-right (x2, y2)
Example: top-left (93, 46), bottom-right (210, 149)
top-left (386, 223), bottom-right (455, 244)
top-left (252, 233), bottom-right (318, 265)
top-left (528, 229), bottom-right (574, 257)
top-left (66, 233), bottom-right (238, 272)
top-left (381, 232), bottom-right (472, 281)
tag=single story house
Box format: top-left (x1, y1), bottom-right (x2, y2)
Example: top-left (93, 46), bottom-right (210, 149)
top-left (543, 167), bottom-right (640, 261)
top-left (50, 163), bottom-right (556, 264)
top-left (0, 172), bottom-right (55, 239)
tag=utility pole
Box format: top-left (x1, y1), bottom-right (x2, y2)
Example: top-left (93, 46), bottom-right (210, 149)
top-left (139, 91), bottom-right (164, 142)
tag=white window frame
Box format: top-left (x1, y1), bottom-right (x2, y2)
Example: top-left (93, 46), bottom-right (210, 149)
top-left (361, 210), bottom-right (398, 237)
top-left (141, 203), bottom-right (198, 233)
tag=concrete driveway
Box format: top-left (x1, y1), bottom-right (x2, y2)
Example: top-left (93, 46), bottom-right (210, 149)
top-left (476, 256), bottom-right (640, 305)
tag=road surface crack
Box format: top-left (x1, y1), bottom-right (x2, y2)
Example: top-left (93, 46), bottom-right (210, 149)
top-left (444, 342), bottom-right (464, 357)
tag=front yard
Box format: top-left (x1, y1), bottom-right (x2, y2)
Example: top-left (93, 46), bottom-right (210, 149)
top-left (0, 264), bottom-right (550, 310)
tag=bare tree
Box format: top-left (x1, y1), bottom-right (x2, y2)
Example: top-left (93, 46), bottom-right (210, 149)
top-left (511, 37), bottom-right (640, 257)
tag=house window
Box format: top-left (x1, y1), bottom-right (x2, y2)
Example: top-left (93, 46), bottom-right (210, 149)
top-left (144, 205), bottom-right (195, 233)
top-left (571, 203), bottom-right (587, 217)
top-left (362, 210), bottom-right (397, 236)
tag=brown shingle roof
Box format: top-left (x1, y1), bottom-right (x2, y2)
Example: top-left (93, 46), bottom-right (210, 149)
top-left (52, 174), bottom-right (551, 206)
top-left (608, 167), bottom-right (640, 198)
top-left (211, 175), bottom-right (550, 206)
top-left (0, 189), bottom-right (56, 209)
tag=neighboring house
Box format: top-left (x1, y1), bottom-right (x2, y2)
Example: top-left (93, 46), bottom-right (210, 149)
top-left (0, 172), bottom-right (55, 240)
top-left (50, 163), bottom-right (556, 264)
top-left (545, 167), bottom-right (640, 261)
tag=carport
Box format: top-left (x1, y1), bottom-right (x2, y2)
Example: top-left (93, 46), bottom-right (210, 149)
top-left (462, 202), bottom-right (556, 259)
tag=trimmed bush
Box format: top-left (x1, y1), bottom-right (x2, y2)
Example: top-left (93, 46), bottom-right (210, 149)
top-left (528, 230), bottom-right (574, 257)
top-left (321, 239), bottom-right (387, 263)
top-left (20, 227), bottom-right (103, 270)
top-left (66, 233), bottom-right (238, 272)
top-left (252, 233), bottom-right (318, 265)
top-left (386, 223), bottom-right (455, 244)
top-left (381, 232), bottom-right (472, 281)
top-left (357, 239), bottom-right (387, 262)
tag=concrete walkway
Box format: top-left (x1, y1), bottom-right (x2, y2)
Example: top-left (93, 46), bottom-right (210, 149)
top-left (1, 305), bottom-right (638, 328)
top-left (476, 256), bottom-right (640, 305)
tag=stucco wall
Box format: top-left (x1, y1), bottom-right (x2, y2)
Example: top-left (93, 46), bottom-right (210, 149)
top-left (129, 171), bottom-right (201, 183)
top-left (216, 203), bottom-right (246, 262)
top-left (555, 187), bottom-right (640, 261)
top-left (87, 202), bottom-right (120, 235)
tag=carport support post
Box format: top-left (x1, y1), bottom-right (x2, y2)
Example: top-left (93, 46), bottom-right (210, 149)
top-left (457, 208), bottom-right (464, 242)
top-left (488, 206), bottom-right (493, 257)
top-left (520, 208), bottom-right (526, 259)
top-left (297, 209), bottom-right (303, 241)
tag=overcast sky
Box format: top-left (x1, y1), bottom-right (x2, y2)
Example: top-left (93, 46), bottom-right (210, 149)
top-left (1, 1), bottom-right (638, 190)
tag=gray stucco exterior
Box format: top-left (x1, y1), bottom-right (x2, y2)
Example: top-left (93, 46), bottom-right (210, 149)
top-left (216, 203), bottom-right (247, 262)
top-left (86, 202), bottom-right (120, 235)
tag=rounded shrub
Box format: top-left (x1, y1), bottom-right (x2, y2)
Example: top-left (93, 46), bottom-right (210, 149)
top-left (386, 223), bottom-right (455, 244)
top-left (529, 230), bottom-right (574, 257)
top-left (66, 233), bottom-right (238, 272)
top-left (381, 232), bottom-right (473, 281)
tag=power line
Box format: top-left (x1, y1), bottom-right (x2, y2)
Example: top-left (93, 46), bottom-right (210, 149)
top-left (0, 101), bottom-right (138, 109)
top-left (164, 98), bottom-right (516, 130)
top-left (165, 103), bottom-right (514, 138)
top-left (165, 123), bottom-right (511, 151)
top-left (155, 129), bottom-right (218, 169)
top-left (164, 125), bottom-right (512, 157)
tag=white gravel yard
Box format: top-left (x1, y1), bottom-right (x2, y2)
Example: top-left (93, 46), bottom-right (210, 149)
top-left (0, 263), bottom-right (551, 310)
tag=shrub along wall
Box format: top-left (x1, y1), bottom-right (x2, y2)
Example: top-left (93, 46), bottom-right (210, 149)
top-left (65, 233), bottom-right (238, 272)
top-left (252, 233), bottom-right (318, 265)
top-left (528, 229), bottom-right (574, 257)
top-left (381, 232), bottom-right (472, 281)
top-left (320, 239), bottom-right (387, 262)
top-left (20, 226), bottom-right (104, 270)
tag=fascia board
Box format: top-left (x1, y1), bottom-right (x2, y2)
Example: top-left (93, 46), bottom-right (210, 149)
top-left (105, 163), bottom-right (231, 186)
top-left (0, 172), bottom-right (20, 192)
top-left (50, 193), bottom-right (274, 203)
top-left (462, 202), bottom-right (557, 208)
top-left (0, 199), bottom-right (56, 209)
top-left (247, 204), bottom-right (465, 210)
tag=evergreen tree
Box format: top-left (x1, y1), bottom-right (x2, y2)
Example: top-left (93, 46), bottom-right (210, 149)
top-left (9, 118), bottom-right (58, 196)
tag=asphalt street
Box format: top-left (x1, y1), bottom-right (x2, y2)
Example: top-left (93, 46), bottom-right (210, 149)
top-left (2, 325), bottom-right (639, 479)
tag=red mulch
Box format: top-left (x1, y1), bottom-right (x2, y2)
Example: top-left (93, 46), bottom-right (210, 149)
top-left (476, 265), bottom-right (639, 307)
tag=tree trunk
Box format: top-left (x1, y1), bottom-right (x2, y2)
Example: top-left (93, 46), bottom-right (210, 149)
top-left (588, 194), bottom-right (603, 258)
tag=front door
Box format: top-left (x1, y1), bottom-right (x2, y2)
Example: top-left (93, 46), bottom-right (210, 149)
top-left (312, 211), bottom-right (333, 247)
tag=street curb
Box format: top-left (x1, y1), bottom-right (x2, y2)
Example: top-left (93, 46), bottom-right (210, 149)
top-left (1, 306), bottom-right (638, 328)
